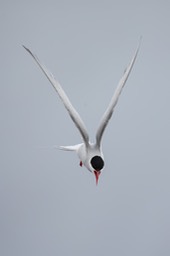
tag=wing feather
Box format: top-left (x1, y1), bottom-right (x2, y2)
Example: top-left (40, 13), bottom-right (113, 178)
top-left (23, 46), bottom-right (89, 145)
top-left (96, 40), bottom-right (141, 147)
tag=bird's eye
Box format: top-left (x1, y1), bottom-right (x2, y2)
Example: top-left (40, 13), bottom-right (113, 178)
top-left (91, 156), bottom-right (104, 170)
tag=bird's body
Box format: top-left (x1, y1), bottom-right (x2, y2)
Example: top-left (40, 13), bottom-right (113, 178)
top-left (58, 142), bottom-right (104, 184)
top-left (23, 40), bottom-right (140, 184)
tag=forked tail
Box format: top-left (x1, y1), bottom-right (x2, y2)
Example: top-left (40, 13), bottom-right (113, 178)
top-left (55, 144), bottom-right (83, 151)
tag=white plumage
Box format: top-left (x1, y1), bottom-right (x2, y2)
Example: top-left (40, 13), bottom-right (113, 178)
top-left (23, 40), bottom-right (140, 184)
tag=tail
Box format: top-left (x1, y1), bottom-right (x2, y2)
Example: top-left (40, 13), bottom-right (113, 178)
top-left (54, 144), bottom-right (83, 151)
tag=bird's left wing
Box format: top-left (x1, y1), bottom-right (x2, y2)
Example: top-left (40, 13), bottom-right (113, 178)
top-left (96, 40), bottom-right (141, 147)
top-left (23, 46), bottom-right (89, 146)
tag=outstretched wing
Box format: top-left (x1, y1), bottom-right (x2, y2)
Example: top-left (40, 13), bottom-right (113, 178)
top-left (23, 46), bottom-right (89, 145)
top-left (96, 40), bottom-right (141, 147)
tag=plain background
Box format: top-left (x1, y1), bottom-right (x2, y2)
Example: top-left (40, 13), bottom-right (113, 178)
top-left (1, 1), bottom-right (170, 255)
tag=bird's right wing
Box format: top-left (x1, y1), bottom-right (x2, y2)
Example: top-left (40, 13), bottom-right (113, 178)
top-left (23, 46), bottom-right (89, 146)
top-left (96, 40), bottom-right (141, 147)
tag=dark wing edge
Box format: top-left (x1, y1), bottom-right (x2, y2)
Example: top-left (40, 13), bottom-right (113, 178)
top-left (96, 39), bottom-right (141, 147)
top-left (23, 45), bottom-right (89, 145)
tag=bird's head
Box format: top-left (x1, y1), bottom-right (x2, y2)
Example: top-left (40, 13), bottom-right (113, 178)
top-left (90, 156), bottom-right (104, 185)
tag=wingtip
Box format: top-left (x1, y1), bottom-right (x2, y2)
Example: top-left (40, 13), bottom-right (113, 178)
top-left (137, 36), bottom-right (142, 51)
top-left (22, 44), bottom-right (27, 50)
top-left (22, 44), bottom-right (33, 56)
top-left (131, 37), bottom-right (142, 63)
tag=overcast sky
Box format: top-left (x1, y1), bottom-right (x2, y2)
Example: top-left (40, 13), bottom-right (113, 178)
top-left (1, 1), bottom-right (170, 255)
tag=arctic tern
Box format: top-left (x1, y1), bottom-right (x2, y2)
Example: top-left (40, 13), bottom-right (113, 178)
top-left (23, 41), bottom-right (140, 185)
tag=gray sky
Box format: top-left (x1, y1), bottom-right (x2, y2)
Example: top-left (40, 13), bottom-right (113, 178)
top-left (1, 1), bottom-right (170, 255)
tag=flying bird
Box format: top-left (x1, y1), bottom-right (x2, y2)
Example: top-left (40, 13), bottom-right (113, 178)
top-left (23, 41), bottom-right (140, 185)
